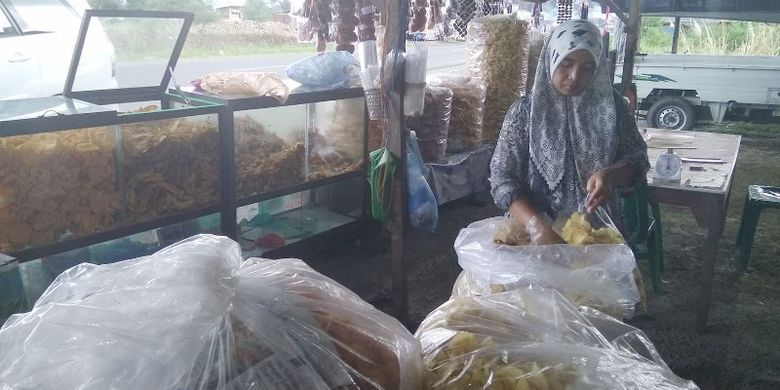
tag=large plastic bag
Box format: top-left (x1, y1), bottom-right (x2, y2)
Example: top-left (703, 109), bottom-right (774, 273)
top-left (0, 235), bottom-right (421, 390)
top-left (407, 132), bottom-right (439, 232)
top-left (420, 342), bottom-right (699, 389)
top-left (454, 216), bottom-right (641, 319)
top-left (416, 288), bottom-right (613, 353)
top-left (467, 15), bottom-right (529, 141)
top-left (580, 306), bottom-right (671, 371)
top-left (285, 51), bottom-right (361, 88)
top-left (406, 86), bottom-right (453, 162)
top-left (427, 74), bottom-right (485, 153)
top-left (416, 288), bottom-right (698, 389)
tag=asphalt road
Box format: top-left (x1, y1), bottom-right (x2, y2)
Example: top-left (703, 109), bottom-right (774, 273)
top-left (116, 41), bottom-right (467, 88)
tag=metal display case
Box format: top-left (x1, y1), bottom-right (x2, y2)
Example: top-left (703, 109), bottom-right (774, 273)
top-left (0, 10), bottom-right (224, 261)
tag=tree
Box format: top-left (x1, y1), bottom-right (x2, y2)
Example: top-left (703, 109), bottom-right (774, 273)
top-left (88, 0), bottom-right (124, 9)
top-left (88, 0), bottom-right (220, 24)
top-left (269, 0), bottom-right (291, 13)
top-left (244, 0), bottom-right (274, 22)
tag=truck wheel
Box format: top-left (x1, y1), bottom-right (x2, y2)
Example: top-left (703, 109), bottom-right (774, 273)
top-left (647, 97), bottom-right (696, 130)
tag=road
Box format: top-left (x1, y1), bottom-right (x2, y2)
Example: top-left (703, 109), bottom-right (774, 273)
top-left (116, 42), bottom-right (467, 87)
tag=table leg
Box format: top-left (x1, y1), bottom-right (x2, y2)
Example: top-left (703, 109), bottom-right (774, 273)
top-left (696, 203), bottom-right (725, 332)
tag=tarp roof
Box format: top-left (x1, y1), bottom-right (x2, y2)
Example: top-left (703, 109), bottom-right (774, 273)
top-left (601, 0), bottom-right (780, 24)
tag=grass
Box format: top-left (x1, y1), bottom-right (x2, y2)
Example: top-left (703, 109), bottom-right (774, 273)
top-left (115, 43), bottom-right (327, 62)
top-left (641, 17), bottom-right (780, 56)
top-left (702, 122), bottom-right (780, 137)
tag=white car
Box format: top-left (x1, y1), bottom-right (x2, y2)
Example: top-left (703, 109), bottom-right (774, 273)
top-left (0, 0), bottom-right (117, 100)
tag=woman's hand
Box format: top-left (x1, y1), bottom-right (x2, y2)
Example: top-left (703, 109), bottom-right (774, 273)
top-left (586, 160), bottom-right (640, 213)
top-left (526, 215), bottom-right (567, 245)
top-left (586, 169), bottom-right (614, 213)
top-left (508, 198), bottom-right (566, 245)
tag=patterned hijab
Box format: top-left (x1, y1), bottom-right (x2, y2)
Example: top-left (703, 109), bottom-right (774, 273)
top-left (528, 19), bottom-right (618, 192)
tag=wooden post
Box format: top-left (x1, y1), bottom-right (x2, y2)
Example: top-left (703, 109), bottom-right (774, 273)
top-left (671, 15), bottom-right (681, 54)
top-left (382, 0), bottom-right (409, 324)
top-left (620, 0), bottom-right (643, 94)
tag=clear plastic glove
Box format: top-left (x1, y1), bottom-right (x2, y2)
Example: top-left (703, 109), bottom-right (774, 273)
top-left (586, 169), bottom-right (613, 213)
top-left (526, 215), bottom-right (566, 245)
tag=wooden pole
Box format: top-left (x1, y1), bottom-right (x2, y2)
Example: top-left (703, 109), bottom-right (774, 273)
top-left (620, 0), bottom-right (643, 94)
top-left (671, 15), bottom-right (681, 54)
top-left (383, 0), bottom-right (409, 324)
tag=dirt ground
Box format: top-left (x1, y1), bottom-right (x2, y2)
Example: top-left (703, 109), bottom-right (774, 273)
top-left (305, 121), bottom-right (780, 390)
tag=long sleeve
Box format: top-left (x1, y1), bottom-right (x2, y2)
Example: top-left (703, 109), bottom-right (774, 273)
top-left (489, 97), bottom-right (531, 210)
top-left (613, 91), bottom-right (650, 193)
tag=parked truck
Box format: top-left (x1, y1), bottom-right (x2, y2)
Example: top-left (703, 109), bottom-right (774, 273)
top-left (625, 53), bottom-right (780, 130)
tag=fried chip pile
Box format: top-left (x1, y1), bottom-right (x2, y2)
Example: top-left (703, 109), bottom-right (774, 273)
top-left (234, 116), bottom-right (305, 197)
top-left (425, 331), bottom-right (576, 389)
top-left (0, 128), bottom-right (119, 251)
top-left (561, 212), bottom-right (623, 245)
top-left (121, 117), bottom-right (220, 222)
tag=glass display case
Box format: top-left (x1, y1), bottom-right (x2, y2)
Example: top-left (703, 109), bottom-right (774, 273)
top-left (238, 175), bottom-right (366, 256)
top-left (183, 82), bottom-right (370, 247)
top-left (0, 10), bottom-right (224, 261)
top-left (0, 10), bottom-right (370, 319)
top-left (0, 10), bottom-right (369, 273)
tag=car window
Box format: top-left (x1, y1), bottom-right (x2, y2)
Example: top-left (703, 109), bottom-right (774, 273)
top-left (0, 8), bottom-right (16, 36)
top-left (6, 0), bottom-right (80, 33)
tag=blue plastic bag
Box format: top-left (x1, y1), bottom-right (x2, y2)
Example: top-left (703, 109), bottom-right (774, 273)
top-left (285, 51), bottom-right (361, 88)
top-left (406, 132), bottom-right (439, 232)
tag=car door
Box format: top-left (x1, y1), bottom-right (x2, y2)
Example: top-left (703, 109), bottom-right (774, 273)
top-left (0, 3), bottom-right (42, 100)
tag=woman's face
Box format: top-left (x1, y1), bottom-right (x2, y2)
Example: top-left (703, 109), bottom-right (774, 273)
top-left (552, 49), bottom-right (597, 96)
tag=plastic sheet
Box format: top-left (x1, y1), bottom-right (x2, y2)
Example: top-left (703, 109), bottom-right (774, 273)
top-left (285, 51), bottom-right (361, 88)
top-left (417, 288), bottom-right (612, 351)
top-left (417, 287), bottom-right (698, 390)
top-left (427, 74), bottom-right (485, 153)
top-left (0, 235), bottom-right (421, 390)
top-left (420, 342), bottom-right (699, 389)
top-left (404, 44), bottom-right (428, 117)
top-left (580, 306), bottom-right (671, 370)
top-left (197, 72), bottom-right (290, 102)
top-left (453, 216), bottom-right (641, 319)
top-left (406, 86), bottom-right (453, 162)
top-left (467, 15), bottom-right (530, 141)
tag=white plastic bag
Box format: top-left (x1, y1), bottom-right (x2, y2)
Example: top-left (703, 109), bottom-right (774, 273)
top-left (420, 341), bottom-right (699, 390)
top-left (0, 235), bottom-right (421, 390)
top-left (454, 216), bottom-right (641, 319)
top-left (416, 288), bottom-right (698, 390)
top-left (416, 288), bottom-right (613, 352)
top-left (198, 71), bottom-right (290, 102)
top-left (285, 51), bottom-right (361, 88)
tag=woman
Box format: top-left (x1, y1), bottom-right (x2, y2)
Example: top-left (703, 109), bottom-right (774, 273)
top-left (489, 19), bottom-right (649, 244)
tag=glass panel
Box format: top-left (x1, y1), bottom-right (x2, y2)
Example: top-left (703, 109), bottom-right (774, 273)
top-left (0, 257), bottom-right (27, 323)
top-left (238, 175), bottom-right (364, 256)
top-left (0, 8), bottom-right (15, 36)
top-left (309, 97), bottom-right (366, 181)
top-left (119, 114), bottom-right (220, 223)
top-left (5, 223), bottom-right (209, 317)
top-left (73, 16), bottom-right (185, 91)
top-left (235, 106), bottom-right (307, 198)
top-left (0, 127), bottom-right (119, 253)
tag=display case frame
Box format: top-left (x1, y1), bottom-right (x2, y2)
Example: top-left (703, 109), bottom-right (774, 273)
top-left (1, 9), bottom-right (370, 264)
top-left (174, 84), bottom-right (371, 252)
